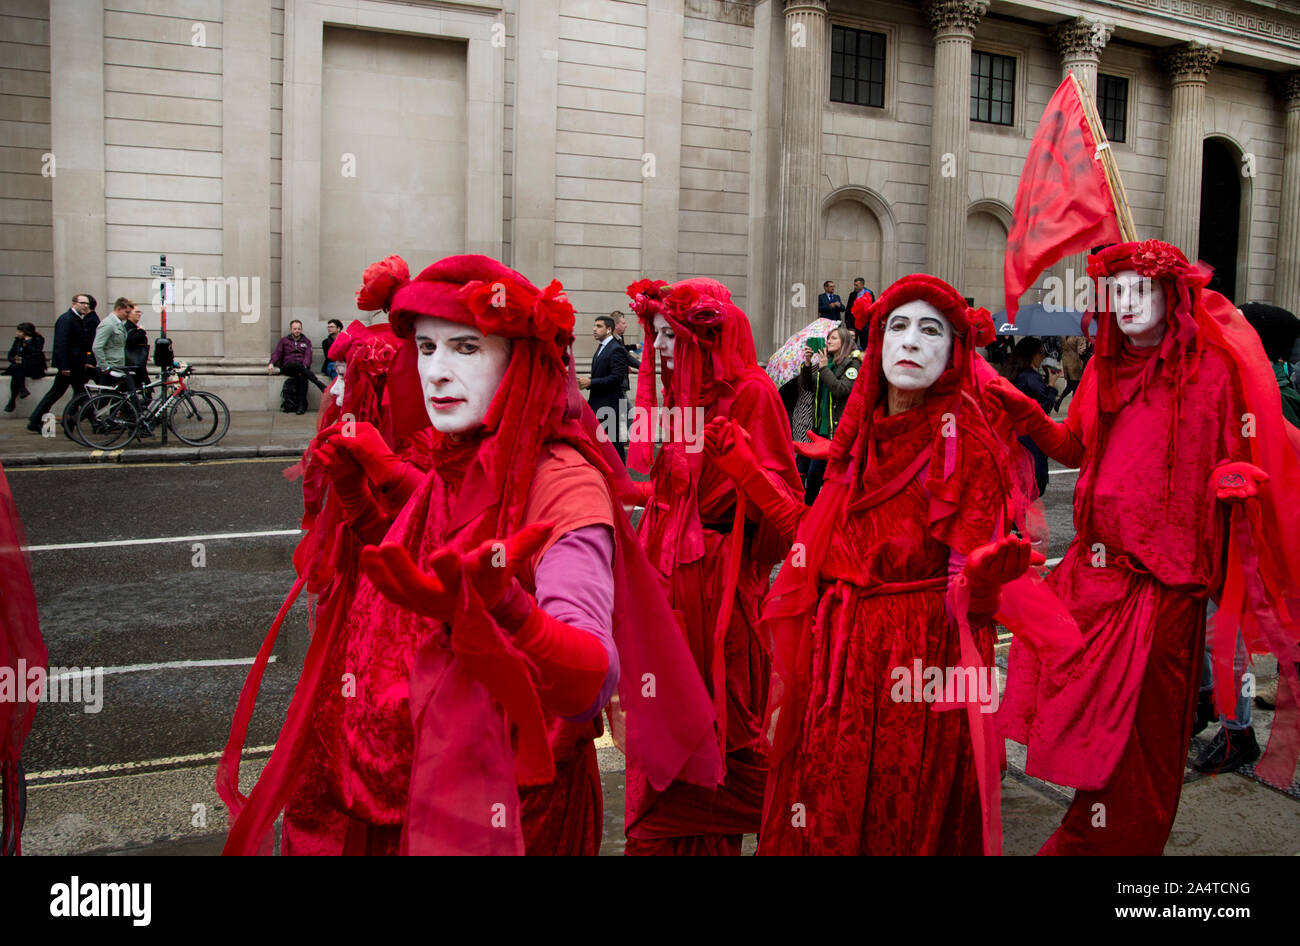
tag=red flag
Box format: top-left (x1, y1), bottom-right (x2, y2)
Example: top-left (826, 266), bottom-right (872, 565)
top-left (1003, 76), bottom-right (1121, 323)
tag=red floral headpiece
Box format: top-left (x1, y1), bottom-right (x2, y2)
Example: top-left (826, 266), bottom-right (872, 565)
top-left (661, 280), bottom-right (732, 335)
top-left (459, 276), bottom-right (576, 350)
top-left (1086, 239), bottom-right (1203, 285)
top-left (356, 255), bottom-right (410, 312)
top-left (626, 278), bottom-right (670, 318)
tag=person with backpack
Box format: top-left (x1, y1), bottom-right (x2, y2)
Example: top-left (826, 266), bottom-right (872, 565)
top-left (5, 323), bottom-right (45, 413)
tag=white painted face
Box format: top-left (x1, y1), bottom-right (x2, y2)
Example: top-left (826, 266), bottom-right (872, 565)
top-left (413, 315), bottom-right (512, 435)
top-left (881, 300), bottom-right (953, 391)
top-left (329, 362), bottom-right (345, 408)
top-left (652, 314), bottom-right (676, 372)
top-left (1109, 269), bottom-right (1167, 347)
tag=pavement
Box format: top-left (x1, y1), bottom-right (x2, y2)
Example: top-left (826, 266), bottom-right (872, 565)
top-left (0, 408), bottom-right (318, 467)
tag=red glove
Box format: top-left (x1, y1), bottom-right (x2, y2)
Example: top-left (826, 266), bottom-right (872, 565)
top-left (316, 440), bottom-right (390, 542)
top-left (983, 377), bottom-right (1077, 465)
top-left (704, 417), bottom-right (805, 543)
top-left (1213, 460), bottom-right (1269, 503)
top-left (793, 431), bottom-right (831, 461)
top-left (359, 543), bottom-right (461, 622)
top-left (316, 421), bottom-right (425, 510)
top-left (958, 535), bottom-right (1041, 627)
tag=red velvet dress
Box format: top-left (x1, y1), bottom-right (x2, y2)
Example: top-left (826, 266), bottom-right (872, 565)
top-left (625, 372), bottom-right (802, 855)
top-left (1000, 344), bottom-right (1252, 854)
top-left (759, 402), bottom-right (1003, 855)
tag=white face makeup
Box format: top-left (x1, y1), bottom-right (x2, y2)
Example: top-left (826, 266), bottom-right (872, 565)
top-left (413, 315), bottom-right (512, 434)
top-left (881, 300), bottom-right (953, 392)
top-left (1109, 269), bottom-right (1167, 348)
top-left (329, 362), bottom-right (346, 408)
top-left (652, 314), bottom-right (676, 372)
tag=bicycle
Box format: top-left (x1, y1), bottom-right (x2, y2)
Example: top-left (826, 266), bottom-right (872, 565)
top-left (72, 362), bottom-right (230, 449)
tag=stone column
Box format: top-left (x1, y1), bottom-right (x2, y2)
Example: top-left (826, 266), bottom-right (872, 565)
top-left (1050, 17), bottom-right (1112, 297)
top-left (49, 0), bottom-right (106, 311)
top-left (1161, 42), bottom-right (1220, 257)
top-left (773, 0), bottom-right (827, 343)
top-left (220, 0), bottom-right (273, 370)
top-left (511, 0), bottom-right (560, 280)
top-left (642, 0), bottom-right (684, 280)
top-left (1276, 72), bottom-right (1300, 314)
top-left (923, 0), bottom-right (987, 287)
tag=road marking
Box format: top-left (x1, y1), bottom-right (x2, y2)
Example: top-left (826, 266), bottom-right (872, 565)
top-left (47, 656), bottom-right (278, 681)
top-left (26, 744), bottom-right (277, 785)
top-left (24, 528), bottom-right (301, 552)
top-left (1048, 467), bottom-right (1079, 476)
top-left (5, 456), bottom-right (297, 472)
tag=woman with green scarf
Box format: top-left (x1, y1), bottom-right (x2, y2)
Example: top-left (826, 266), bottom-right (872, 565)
top-left (798, 323), bottom-right (861, 502)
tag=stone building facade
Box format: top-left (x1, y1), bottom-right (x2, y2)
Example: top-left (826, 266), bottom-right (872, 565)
top-left (3, 0), bottom-right (1299, 408)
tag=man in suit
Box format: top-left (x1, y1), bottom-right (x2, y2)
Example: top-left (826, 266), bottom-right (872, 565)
top-left (578, 314), bottom-right (628, 461)
top-left (27, 292), bottom-right (100, 433)
top-left (844, 277), bottom-right (874, 347)
top-left (817, 280), bottom-right (844, 322)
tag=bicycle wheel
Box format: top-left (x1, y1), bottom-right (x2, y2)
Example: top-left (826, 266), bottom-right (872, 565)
top-left (62, 391), bottom-right (91, 445)
top-left (74, 392), bottom-right (139, 449)
top-left (167, 390), bottom-right (230, 446)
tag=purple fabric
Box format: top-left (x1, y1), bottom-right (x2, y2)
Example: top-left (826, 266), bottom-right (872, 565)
top-left (271, 334), bottom-right (313, 369)
top-left (534, 524), bottom-right (619, 721)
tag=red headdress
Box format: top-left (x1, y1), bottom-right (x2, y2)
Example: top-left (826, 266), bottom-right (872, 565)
top-left (1083, 240), bottom-right (1300, 787)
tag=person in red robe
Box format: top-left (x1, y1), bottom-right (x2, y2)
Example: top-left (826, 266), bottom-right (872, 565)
top-left (720, 274), bottom-right (1036, 856)
top-left (225, 255), bottom-right (720, 856)
top-left (621, 277), bottom-right (803, 855)
top-left (994, 239), bottom-right (1300, 855)
top-left (219, 262), bottom-right (432, 855)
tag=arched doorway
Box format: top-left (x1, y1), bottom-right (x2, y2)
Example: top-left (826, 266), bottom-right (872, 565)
top-left (819, 199), bottom-right (883, 298)
top-left (1198, 138), bottom-right (1244, 301)
top-left (963, 208), bottom-right (1009, 313)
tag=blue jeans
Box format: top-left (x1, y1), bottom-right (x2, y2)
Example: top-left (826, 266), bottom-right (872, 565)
top-left (1201, 601), bottom-right (1252, 730)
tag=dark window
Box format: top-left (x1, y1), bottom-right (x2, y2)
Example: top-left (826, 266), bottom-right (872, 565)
top-left (830, 26), bottom-right (885, 109)
top-left (1097, 74), bottom-right (1128, 143)
top-left (970, 51), bottom-right (1016, 125)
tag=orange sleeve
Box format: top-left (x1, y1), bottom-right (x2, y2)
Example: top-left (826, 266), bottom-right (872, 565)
top-left (520, 442), bottom-right (617, 581)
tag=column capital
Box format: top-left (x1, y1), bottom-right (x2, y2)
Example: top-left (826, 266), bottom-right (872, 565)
top-left (783, 1), bottom-right (827, 15)
top-left (1050, 17), bottom-right (1112, 64)
top-left (1279, 71), bottom-right (1300, 110)
top-left (923, 0), bottom-right (988, 39)
top-left (1161, 41), bottom-right (1221, 85)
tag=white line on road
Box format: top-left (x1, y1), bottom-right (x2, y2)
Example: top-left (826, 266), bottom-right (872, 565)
top-left (26, 744), bottom-right (277, 785)
top-left (47, 656), bottom-right (277, 681)
top-left (1048, 468), bottom-right (1080, 476)
top-left (23, 528), bottom-right (301, 552)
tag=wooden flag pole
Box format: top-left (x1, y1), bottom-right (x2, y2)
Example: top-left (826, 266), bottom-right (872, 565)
top-left (1069, 71), bottom-right (1138, 242)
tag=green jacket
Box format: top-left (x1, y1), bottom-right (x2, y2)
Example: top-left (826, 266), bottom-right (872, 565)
top-left (1276, 360), bottom-right (1300, 428)
top-left (799, 352), bottom-right (862, 437)
top-left (92, 314), bottom-right (130, 370)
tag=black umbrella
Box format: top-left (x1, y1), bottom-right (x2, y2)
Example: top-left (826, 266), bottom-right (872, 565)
top-left (991, 303), bottom-right (1087, 337)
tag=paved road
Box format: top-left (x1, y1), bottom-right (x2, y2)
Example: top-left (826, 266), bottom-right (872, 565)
top-left (15, 454), bottom-right (1294, 857)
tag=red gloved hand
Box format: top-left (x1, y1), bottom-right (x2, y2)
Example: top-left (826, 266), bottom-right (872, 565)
top-left (960, 535), bottom-right (1042, 626)
top-left (359, 542), bottom-right (461, 622)
top-left (315, 439), bottom-right (368, 506)
top-left (1213, 461), bottom-right (1269, 503)
top-left (704, 417), bottom-right (759, 482)
top-left (316, 420), bottom-right (424, 504)
top-left (459, 522), bottom-right (554, 626)
top-left (984, 376), bottom-right (1046, 429)
top-left (793, 431), bottom-right (831, 461)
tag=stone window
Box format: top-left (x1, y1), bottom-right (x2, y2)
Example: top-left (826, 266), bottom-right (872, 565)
top-left (1097, 74), bottom-right (1128, 143)
top-left (970, 51), bottom-right (1015, 125)
top-left (830, 25), bottom-right (885, 109)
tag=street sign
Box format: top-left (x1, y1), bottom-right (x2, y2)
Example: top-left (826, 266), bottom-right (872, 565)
top-left (150, 264), bottom-right (175, 277)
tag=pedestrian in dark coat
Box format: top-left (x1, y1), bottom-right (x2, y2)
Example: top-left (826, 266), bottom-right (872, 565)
top-left (5, 323), bottom-right (45, 413)
top-left (26, 294), bottom-right (99, 432)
